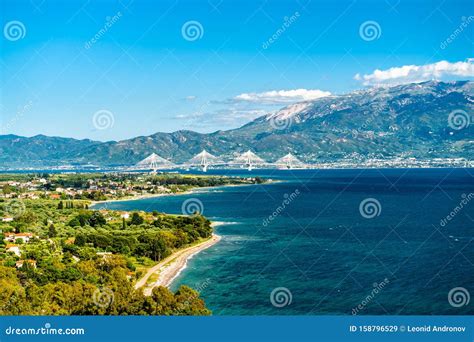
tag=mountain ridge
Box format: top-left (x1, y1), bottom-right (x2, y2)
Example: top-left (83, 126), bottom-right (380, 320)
top-left (1, 81), bottom-right (473, 168)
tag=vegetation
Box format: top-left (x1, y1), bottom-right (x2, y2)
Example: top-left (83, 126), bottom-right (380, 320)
top-left (0, 172), bottom-right (258, 315)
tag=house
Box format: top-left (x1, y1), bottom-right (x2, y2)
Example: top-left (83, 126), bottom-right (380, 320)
top-left (50, 194), bottom-right (61, 200)
top-left (120, 212), bottom-right (130, 219)
top-left (6, 244), bottom-right (21, 257)
top-left (2, 217), bottom-right (13, 222)
top-left (4, 232), bottom-right (35, 243)
top-left (15, 260), bottom-right (37, 269)
top-left (96, 252), bottom-right (113, 259)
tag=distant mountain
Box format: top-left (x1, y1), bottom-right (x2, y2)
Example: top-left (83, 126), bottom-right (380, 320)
top-left (1, 81), bottom-right (473, 168)
top-left (0, 135), bottom-right (100, 168)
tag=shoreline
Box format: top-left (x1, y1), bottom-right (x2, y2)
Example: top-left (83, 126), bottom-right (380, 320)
top-left (90, 181), bottom-right (270, 207)
top-left (135, 232), bottom-right (222, 295)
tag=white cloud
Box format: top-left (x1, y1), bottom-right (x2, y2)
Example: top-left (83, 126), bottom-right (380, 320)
top-left (355, 59), bottom-right (474, 86)
top-left (231, 89), bottom-right (331, 104)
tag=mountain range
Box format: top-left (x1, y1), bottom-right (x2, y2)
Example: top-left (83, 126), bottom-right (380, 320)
top-left (1, 80), bottom-right (473, 169)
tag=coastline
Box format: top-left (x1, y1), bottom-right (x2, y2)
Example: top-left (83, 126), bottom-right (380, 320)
top-left (90, 182), bottom-right (265, 206)
top-left (90, 190), bottom-right (194, 206)
top-left (135, 231), bottom-right (222, 295)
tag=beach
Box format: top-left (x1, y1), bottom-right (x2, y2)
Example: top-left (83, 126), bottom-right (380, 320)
top-left (135, 232), bottom-right (222, 295)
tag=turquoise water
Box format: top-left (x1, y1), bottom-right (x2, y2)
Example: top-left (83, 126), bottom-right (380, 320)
top-left (93, 169), bottom-right (474, 315)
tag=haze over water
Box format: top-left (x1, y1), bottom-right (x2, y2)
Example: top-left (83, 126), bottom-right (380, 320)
top-left (94, 168), bottom-right (474, 315)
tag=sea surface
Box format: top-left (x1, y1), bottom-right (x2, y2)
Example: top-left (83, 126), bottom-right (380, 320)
top-left (93, 168), bottom-right (474, 315)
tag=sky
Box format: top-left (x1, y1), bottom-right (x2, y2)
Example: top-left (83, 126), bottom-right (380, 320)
top-left (1, 0), bottom-right (473, 141)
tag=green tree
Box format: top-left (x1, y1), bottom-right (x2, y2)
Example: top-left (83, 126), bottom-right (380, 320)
top-left (48, 224), bottom-right (57, 238)
top-left (129, 213), bottom-right (144, 226)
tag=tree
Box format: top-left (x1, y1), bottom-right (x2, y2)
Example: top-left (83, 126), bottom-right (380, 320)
top-left (2, 184), bottom-right (13, 194)
top-left (122, 217), bottom-right (126, 230)
top-left (129, 213), bottom-right (144, 226)
top-left (48, 224), bottom-right (57, 238)
top-left (89, 211), bottom-right (106, 227)
top-left (57, 201), bottom-right (64, 209)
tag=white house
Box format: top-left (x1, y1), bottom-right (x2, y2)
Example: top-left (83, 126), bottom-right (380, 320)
top-left (4, 232), bottom-right (35, 243)
top-left (6, 244), bottom-right (21, 257)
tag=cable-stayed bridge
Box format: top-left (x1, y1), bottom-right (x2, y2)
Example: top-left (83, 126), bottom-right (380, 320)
top-left (133, 150), bottom-right (308, 172)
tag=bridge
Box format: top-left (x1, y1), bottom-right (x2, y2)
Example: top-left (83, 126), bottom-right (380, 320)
top-left (275, 153), bottom-right (306, 169)
top-left (132, 153), bottom-right (175, 173)
top-left (134, 151), bottom-right (308, 172)
top-left (230, 150), bottom-right (266, 171)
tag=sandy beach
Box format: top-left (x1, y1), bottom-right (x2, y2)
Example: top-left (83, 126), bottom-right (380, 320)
top-left (135, 233), bottom-right (222, 296)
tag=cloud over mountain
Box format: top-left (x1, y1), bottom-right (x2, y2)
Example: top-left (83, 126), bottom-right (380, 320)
top-left (230, 89), bottom-right (331, 104)
top-left (355, 59), bottom-right (474, 86)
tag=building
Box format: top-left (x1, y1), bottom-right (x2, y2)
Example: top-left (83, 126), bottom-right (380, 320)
top-left (4, 232), bottom-right (35, 243)
top-left (15, 260), bottom-right (37, 269)
top-left (6, 244), bottom-right (21, 257)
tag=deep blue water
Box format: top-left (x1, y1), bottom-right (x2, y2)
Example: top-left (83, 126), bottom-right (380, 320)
top-left (93, 169), bottom-right (474, 315)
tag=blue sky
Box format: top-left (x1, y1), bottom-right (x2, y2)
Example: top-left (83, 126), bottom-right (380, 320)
top-left (1, 0), bottom-right (473, 141)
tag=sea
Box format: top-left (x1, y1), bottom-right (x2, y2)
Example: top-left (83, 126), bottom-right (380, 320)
top-left (92, 168), bottom-right (474, 315)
